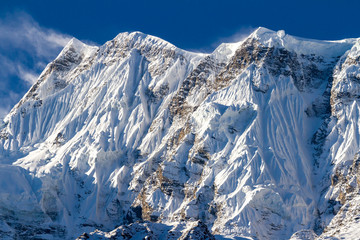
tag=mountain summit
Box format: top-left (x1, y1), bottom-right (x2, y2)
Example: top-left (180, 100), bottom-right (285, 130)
top-left (1, 27), bottom-right (360, 239)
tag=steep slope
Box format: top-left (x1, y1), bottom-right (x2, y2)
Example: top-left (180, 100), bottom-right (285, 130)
top-left (0, 28), bottom-right (359, 240)
top-left (0, 31), bottom-right (205, 239)
top-left (315, 40), bottom-right (360, 239)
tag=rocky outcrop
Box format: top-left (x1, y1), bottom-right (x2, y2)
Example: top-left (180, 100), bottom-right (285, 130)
top-left (76, 221), bottom-right (214, 240)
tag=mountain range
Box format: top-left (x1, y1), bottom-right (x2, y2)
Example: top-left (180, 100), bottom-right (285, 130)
top-left (1, 27), bottom-right (360, 239)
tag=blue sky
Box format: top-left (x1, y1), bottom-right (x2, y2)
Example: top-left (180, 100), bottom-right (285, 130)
top-left (1, 0), bottom-right (360, 118)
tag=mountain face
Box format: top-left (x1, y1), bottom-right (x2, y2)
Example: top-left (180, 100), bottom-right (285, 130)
top-left (0, 27), bottom-right (360, 240)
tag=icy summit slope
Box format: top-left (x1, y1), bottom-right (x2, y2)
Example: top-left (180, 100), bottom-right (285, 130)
top-left (0, 27), bottom-right (359, 239)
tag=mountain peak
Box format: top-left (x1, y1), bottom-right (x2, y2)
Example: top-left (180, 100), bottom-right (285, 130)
top-left (113, 31), bottom-right (177, 50)
top-left (57, 37), bottom-right (97, 60)
top-left (60, 37), bottom-right (86, 54)
top-left (244, 26), bottom-right (356, 58)
top-left (252, 26), bottom-right (277, 37)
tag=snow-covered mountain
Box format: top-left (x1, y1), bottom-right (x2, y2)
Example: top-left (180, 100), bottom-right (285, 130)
top-left (1, 27), bottom-right (360, 240)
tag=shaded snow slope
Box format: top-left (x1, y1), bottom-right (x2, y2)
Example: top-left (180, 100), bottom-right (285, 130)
top-left (0, 27), bottom-right (360, 239)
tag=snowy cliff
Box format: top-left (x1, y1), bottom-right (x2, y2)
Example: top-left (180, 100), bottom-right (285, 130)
top-left (0, 28), bottom-right (360, 239)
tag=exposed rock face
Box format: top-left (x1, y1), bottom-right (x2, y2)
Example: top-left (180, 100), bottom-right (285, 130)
top-left (76, 221), bottom-right (215, 240)
top-left (0, 27), bottom-right (360, 239)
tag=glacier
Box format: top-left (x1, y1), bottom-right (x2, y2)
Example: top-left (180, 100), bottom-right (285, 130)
top-left (1, 27), bottom-right (360, 239)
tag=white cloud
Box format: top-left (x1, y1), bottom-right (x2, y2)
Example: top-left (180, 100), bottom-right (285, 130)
top-left (0, 90), bottom-right (22, 120)
top-left (0, 12), bottom-right (72, 119)
top-left (0, 12), bottom-right (72, 58)
top-left (17, 66), bottom-right (39, 85)
top-left (0, 107), bottom-right (9, 121)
